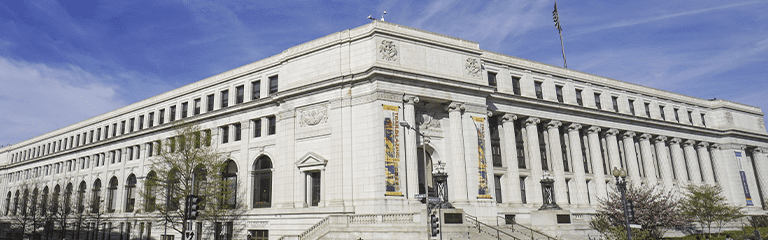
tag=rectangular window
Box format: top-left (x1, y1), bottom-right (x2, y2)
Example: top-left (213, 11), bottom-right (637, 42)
top-left (487, 72), bottom-right (497, 87)
top-left (149, 112), bottom-right (155, 127)
top-left (674, 108), bottom-right (680, 122)
top-left (147, 142), bottom-right (153, 157)
top-left (235, 85), bottom-right (244, 104)
top-left (253, 119), bottom-right (262, 138)
top-left (594, 93), bottom-right (602, 110)
top-left (96, 129), bottom-right (101, 141)
top-left (181, 102), bottom-right (188, 118)
top-left (687, 111), bottom-right (693, 124)
top-left (204, 129), bottom-right (212, 147)
top-left (234, 123), bottom-right (241, 141)
top-left (221, 90), bottom-right (229, 108)
top-left (575, 89), bottom-right (583, 106)
top-left (194, 98), bottom-right (201, 115)
top-left (159, 109), bottom-right (165, 124)
top-left (660, 106), bottom-right (666, 120)
top-left (511, 76), bottom-right (521, 95)
top-left (268, 116), bottom-right (276, 135)
top-left (701, 113), bottom-right (707, 127)
top-left (555, 85), bottom-right (564, 103)
top-left (520, 177), bottom-right (527, 204)
top-left (269, 75), bottom-right (278, 94)
top-left (611, 96), bottom-right (619, 112)
top-left (311, 171), bottom-right (321, 206)
top-left (121, 121), bottom-right (126, 135)
top-left (628, 100), bottom-right (635, 115)
top-left (207, 94), bottom-right (215, 112)
top-left (170, 106), bottom-right (177, 122)
top-left (138, 115), bottom-right (144, 130)
top-left (252, 81), bottom-right (261, 100)
top-left (494, 175), bottom-right (502, 203)
top-left (250, 230), bottom-right (268, 240)
top-left (644, 102), bottom-right (651, 117)
top-left (112, 123), bottom-right (117, 137)
top-left (128, 118), bottom-right (134, 132)
top-left (90, 130), bottom-right (94, 143)
top-left (534, 81), bottom-right (543, 99)
top-left (221, 126), bottom-right (229, 144)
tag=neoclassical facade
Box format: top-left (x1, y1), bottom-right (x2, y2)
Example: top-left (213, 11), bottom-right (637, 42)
top-left (1, 21), bottom-right (768, 240)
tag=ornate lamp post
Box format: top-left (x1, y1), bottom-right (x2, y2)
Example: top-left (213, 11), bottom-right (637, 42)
top-left (539, 171), bottom-right (561, 210)
top-left (612, 167), bottom-right (633, 240)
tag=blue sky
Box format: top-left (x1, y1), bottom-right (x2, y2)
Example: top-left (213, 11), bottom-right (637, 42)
top-left (1, 0), bottom-right (767, 146)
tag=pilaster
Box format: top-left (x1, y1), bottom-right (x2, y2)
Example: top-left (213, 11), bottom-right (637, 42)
top-left (403, 95), bottom-right (420, 203)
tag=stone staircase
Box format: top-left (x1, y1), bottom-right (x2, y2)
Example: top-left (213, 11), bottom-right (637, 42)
top-left (461, 214), bottom-right (558, 240)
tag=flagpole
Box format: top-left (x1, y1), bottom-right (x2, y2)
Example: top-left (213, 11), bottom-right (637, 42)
top-left (554, 0), bottom-right (567, 68)
top-left (559, 29), bottom-right (567, 68)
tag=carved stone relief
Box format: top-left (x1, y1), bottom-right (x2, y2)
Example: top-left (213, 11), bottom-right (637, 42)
top-left (725, 112), bottom-right (734, 125)
top-left (416, 102), bottom-right (442, 131)
top-left (465, 58), bottom-right (481, 78)
top-left (298, 103), bottom-right (329, 127)
top-left (379, 40), bottom-right (398, 61)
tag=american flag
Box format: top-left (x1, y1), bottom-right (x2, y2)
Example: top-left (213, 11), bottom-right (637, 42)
top-left (553, 2), bottom-right (562, 32)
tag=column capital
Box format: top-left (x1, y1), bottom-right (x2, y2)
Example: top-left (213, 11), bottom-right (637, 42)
top-left (487, 111), bottom-right (494, 117)
top-left (604, 128), bottom-right (620, 137)
top-left (586, 126), bottom-right (601, 134)
top-left (752, 147), bottom-right (765, 154)
top-left (638, 133), bottom-right (652, 141)
top-left (567, 123), bottom-right (582, 132)
top-left (524, 117), bottom-right (540, 127)
top-left (654, 136), bottom-right (668, 143)
top-left (697, 142), bottom-right (709, 149)
top-left (546, 120), bottom-right (562, 129)
top-left (684, 139), bottom-right (697, 147)
top-left (501, 113), bottom-right (518, 123)
top-left (403, 95), bottom-right (419, 105)
top-left (709, 143), bottom-right (720, 150)
top-left (445, 102), bottom-right (465, 112)
top-left (668, 137), bottom-right (682, 145)
top-left (622, 131), bottom-right (636, 139)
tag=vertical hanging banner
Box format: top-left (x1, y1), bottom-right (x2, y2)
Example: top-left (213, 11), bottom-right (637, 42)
top-left (735, 152), bottom-right (754, 206)
top-left (472, 116), bottom-right (492, 199)
top-left (384, 104), bottom-right (403, 196)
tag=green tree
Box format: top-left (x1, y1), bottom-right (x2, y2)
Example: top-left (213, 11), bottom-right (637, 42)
top-left (140, 122), bottom-right (245, 237)
top-left (590, 183), bottom-right (688, 239)
top-left (681, 184), bottom-right (743, 239)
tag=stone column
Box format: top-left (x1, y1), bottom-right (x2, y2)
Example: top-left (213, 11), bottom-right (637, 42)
top-left (638, 134), bottom-right (657, 187)
top-left (684, 140), bottom-right (703, 184)
top-left (586, 126), bottom-right (608, 200)
top-left (524, 117), bottom-right (544, 205)
top-left (403, 95), bottom-right (420, 199)
top-left (709, 144), bottom-right (732, 201)
top-left (669, 138), bottom-right (688, 186)
top-left (501, 114), bottom-right (522, 206)
top-left (622, 131), bottom-right (641, 185)
top-left (655, 136), bottom-right (676, 190)
top-left (446, 102), bottom-right (468, 203)
top-left (567, 123), bottom-right (589, 207)
top-left (697, 142), bottom-right (716, 185)
top-left (751, 148), bottom-right (768, 207)
top-left (604, 129), bottom-right (621, 177)
top-left (546, 121), bottom-right (568, 205)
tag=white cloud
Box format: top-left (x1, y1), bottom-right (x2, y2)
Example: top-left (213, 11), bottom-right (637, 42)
top-left (0, 57), bottom-right (127, 145)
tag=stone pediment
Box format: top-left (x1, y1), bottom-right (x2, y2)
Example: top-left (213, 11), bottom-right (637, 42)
top-left (295, 152), bottom-right (328, 169)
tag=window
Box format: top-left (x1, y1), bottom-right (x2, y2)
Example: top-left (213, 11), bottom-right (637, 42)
top-left (204, 129), bottom-right (212, 147)
top-left (91, 179), bottom-right (102, 213)
top-left (234, 123), bottom-right (242, 141)
top-left (117, 149), bottom-right (122, 162)
top-left (107, 177), bottom-right (118, 212)
top-left (207, 94), bottom-right (215, 112)
top-left (611, 96), bottom-right (619, 112)
top-left (628, 99), bottom-right (635, 115)
top-left (252, 156), bottom-right (272, 208)
top-left (149, 112), bottom-right (155, 127)
top-left (252, 81), bottom-right (261, 100)
top-left (194, 98), bottom-right (201, 115)
top-left (253, 119), bottom-right (262, 138)
top-left (148, 142), bottom-right (154, 157)
top-left (130, 118), bottom-right (135, 132)
top-left (144, 171), bottom-right (157, 212)
top-left (250, 230), bottom-right (269, 240)
top-left (594, 93), bottom-right (602, 110)
top-left (170, 106), bottom-right (177, 122)
top-left (520, 177), bottom-right (527, 204)
top-left (660, 106), bottom-right (666, 120)
top-left (701, 113), bottom-right (707, 126)
top-left (487, 72), bottom-right (497, 87)
top-left (103, 127), bottom-right (108, 140)
top-left (490, 116), bottom-right (502, 167)
top-left (125, 174), bottom-right (136, 212)
top-left (674, 108), bottom-right (680, 122)
top-left (269, 75), bottom-right (278, 94)
top-left (139, 115), bottom-right (144, 130)
top-left (222, 160), bottom-right (238, 209)
top-left (511, 76), bottom-right (521, 95)
top-left (267, 116), bottom-right (276, 135)
top-left (182, 102), bottom-right (188, 118)
top-left (644, 102), bottom-right (651, 117)
top-left (221, 90), bottom-right (229, 108)
top-left (236, 85), bottom-right (244, 104)
top-left (555, 85), bottom-right (563, 103)
top-left (575, 89), bottom-right (583, 106)
top-left (494, 175), bottom-right (502, 203)
top-left (128, 147), bottom-right (133, 161)
top-left (534, 81), bottom-right (543, 99)
top-left (221, 126), bottom-right (229, 144)
top-left (310, 171), bottom-right (321, 206)
top-left (96, 129), bottom-right (101, 141)
top-left (159, 109), bottom-right (165, 124)
top-left (687, 110), bottom-right (693, 124)
top-left (90, 130), bottom-right (94, 142)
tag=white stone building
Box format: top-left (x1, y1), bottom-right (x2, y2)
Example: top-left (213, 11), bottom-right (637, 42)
top-left (1, 21), bottom-right (767, 240)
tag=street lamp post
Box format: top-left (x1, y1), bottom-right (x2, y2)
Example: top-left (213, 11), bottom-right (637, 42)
top-left (399, 121), bottom-right (436, 238)
top-left (612, 167), bottom-right (632, 240)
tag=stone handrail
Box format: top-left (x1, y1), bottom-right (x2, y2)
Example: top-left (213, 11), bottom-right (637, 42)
top-left (283, 213), bottom-right (416, 240)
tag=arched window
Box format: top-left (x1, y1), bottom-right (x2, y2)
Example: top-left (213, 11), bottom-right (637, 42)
top-left (168, 169), bottom-right (180, 211)
top-left (144, 171), bottom-right (157, 212)
top-left (22, 189), bottom-right (29, 216)
top-left (4, 192), bottom-right (10, 215)
top-left (222, 160), bottom-right (238, 209)
top-left (52, 185), bottom-right (61, 214)
top-left (31, 188), bottom-right (38, 216)
top-left (65, 183), bottom-right (73, 214)
top-left (107, 177), bottom-right (118, 213)
top-left (125, 174), bottom-right (136, 212)
top-left (417, 147), bottom-right (434, 196)
top-left (92, 179), bottom-right (102, 213)
top-left (193, 165), bottom-right (207, 210)
top-left (252, 156), bottom-right (272, 208)
top-left (41, 186), bottom-right (49, 216)
top-left (13, 190), bottom-right (19, 215)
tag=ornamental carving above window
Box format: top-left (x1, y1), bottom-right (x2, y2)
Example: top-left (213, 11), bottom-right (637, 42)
top-left (379, 40), bottom-right (398, 61)
top-left (465, 58), bottom-right (481, 77)
top-left (298, 104), bottom-right (328, 127)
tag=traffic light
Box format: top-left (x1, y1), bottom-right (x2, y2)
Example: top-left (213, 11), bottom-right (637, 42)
top-left (430, 213), bottom-right (440, 237)
top-left (187, 195), bottom-right (200, 220)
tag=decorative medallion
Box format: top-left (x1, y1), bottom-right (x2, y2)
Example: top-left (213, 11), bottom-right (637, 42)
top-left (465, 58), bottom-right (481, 77)
top-left (725, 112), bottom-right (734, 125)
top-left (379, 40), bottom-right (398, 61)
top-left (298, 104), bottom-right (328, 127)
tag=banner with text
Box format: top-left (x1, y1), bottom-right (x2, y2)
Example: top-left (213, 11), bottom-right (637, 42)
top-left (736, 151), bottom-right (753, 206)
top-left (384, 104), bottom-right (403, 196)
top-left (473, 116), bottom-right (491, 199)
